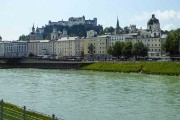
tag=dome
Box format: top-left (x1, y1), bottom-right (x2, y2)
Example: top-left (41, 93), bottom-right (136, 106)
top-left (147, 14), bottom-right (159, 25)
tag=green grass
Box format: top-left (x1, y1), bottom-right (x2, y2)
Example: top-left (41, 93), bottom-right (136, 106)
top-left (1, 101), bottom-right (60, 120)
top-left (81, 62), bottom-right (180, 75)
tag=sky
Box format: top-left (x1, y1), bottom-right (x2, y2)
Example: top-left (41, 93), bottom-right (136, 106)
top-left (0, 0), bottom-right (180, 41)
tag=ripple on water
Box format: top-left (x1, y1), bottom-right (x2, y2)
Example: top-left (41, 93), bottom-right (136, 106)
top-left (0, 69), bottom-right (180, 120)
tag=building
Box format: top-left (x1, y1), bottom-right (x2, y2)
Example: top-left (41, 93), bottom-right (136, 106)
top-left (109, 34), bottom-right (126, 47)
top-left (28, 40), bottom-right (40, 56)
top-left (147, 14), bottom-right (161, 38)
top-left (2, 41), bottom-right (28, 57)
top-left (83, 35), bottom-right (109, 60)
top-left (0, 41), bottom-right (5, 57)
top-left (48, 16), bottom-right (97, 27)
top-left (124, 14), bottom-right (162, 58)
top-left (51, 28), bottom-right (59, 41)
top-left (29, 24), bottom-right (43, 40)
top-left (87, 30), bottom-right (97, 38)
top-left (11, 41), bottom-right (28, 57)
top-left (129, 25), bottom-right (137, 33)
top-left (0, 36), bottom-right (2, 41)
top-left (126, 37), bottom-right (161, 58)
top-left (54, 37), bottom-right (78, 59)
top-left (28, 40), bottom-right (52, 58)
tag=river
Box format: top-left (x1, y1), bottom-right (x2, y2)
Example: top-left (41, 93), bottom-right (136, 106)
top-left (0, 68), bottom-right (179, 120)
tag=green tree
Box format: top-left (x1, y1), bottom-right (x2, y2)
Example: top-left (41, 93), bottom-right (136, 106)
top-left (107, 46), bottom-right (113, 55)
top-left (104, 27), bottom-right (115, 34)
top-left (123, 42), bottom-right (133, 58)
top-left (132, 42), bottom-right (148, 59)
top-left (162, 30), bottom-right (180, 55)
top-left (111, 42), bottom-right (125, 58)
top-left (98, 29), bottom-right (104, 35)
top-left (123, 26), bottom-right (130, 34)
top-left (19, 35), bottom-right (30, 41)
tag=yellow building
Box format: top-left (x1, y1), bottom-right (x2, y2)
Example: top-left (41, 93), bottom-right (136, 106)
top-left (83, 35), bottom-right (109, 60)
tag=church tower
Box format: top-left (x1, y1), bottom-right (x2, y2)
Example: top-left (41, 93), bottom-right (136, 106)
top-left (51, 27), bottom-right (58, 41)
top-left (147, 14), bottom-right (161, 37)
top-left (30, 24), bottom-right (36, 40)
top-left (115, 17), bottom-right (122, 34)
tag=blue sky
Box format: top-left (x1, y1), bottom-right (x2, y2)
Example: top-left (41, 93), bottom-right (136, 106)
top-left (0, 0), bottom-right (180, 40)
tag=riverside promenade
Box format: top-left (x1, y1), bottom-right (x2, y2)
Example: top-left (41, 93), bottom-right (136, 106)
top-left (0, 58), bottom-right (94, 69)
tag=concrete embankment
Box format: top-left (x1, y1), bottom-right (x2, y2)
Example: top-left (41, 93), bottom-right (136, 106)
top-left (0, 58), bottom-right (93, 69)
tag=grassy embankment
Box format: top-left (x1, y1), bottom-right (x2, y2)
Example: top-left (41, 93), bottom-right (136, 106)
top-left (80, 62), bottom-right (180, 75)
top-left (1, 101), bottom-right (59, 120)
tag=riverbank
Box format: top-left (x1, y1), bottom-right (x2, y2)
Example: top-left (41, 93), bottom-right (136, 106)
top-left (0, 100), bottom-right (59, 120)
top-left (80, 62), bottom-right (180, 76)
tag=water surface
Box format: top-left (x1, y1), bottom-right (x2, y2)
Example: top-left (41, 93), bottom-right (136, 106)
top-left (0, 69), bottom-right (179, 120)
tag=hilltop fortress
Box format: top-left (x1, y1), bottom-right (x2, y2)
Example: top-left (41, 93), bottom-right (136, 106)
top-left (48, 16), bottom-right (97, 27)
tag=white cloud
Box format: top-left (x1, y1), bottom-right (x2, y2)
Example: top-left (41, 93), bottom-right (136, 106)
top-left (132, 12), bottom-right (150, 21)
top-left (162, 24), bottom-right (177, 31)
top-left (131, 10), bottom-right (180, 30)
top-left (156, 10), bottom-right (180, 20)
top-left (132, 10), bottom-right (180, 22)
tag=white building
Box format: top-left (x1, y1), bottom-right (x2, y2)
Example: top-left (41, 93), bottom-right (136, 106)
top-left (0, 41), bottom-right (5, 57)
top-left (87, 30), bottom-right (97, 38)
top-left (28, 40), bottom-right (52, 58)
top-left (2, 41), bottom-right (28, 57)
top-left (109, 34), bottom-right (126, 47)
top-left (37, 40), bottom-right (52, 56)
top-left (54, 37), bottom-right (77, 59)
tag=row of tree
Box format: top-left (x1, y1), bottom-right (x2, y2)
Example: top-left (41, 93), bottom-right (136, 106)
top-left (99, 26), bottom-right (129, 35)
top-left (162, 29), bottom-right (180, 55)
top-left (107, 41), bottom-right (148, 60)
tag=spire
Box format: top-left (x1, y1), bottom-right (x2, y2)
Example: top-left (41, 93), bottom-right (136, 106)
top-left (115, 17), bottom-right (121, 34)
top-left (116, 17), bottom-right (120, 29)
top-left (32, 23), bottom-right (35, 33)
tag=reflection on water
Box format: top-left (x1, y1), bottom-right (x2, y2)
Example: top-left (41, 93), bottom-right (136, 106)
top-left (0, 69), bottom-right (179, 120)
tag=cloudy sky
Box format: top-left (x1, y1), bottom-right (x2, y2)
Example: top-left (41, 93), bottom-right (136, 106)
top-left (0, 0), bottom-right (179, 40)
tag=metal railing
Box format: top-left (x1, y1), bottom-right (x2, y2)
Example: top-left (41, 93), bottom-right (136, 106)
top-left (0, 100), bottom-right (60, 120)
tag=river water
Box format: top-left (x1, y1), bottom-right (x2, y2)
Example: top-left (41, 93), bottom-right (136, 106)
top-left (0, 68), bottom-right (179, 120)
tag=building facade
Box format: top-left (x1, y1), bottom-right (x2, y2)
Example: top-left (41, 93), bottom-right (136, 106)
top-left (83, 35), bottom-right (109, 60)
top-left (29, 24), bottom-right (43, 40)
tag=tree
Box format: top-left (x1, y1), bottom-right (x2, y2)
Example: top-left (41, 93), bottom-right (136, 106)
top-left (98, 29), bottom-right (104, 35)
top-left (107, 46), bottom-right (113, 55)
top-left (104, 27), bottom-right (115, 34)
top-left (132, 42), bottom-right (148, 59)
top-left (123, 26), bottom-right (130, 34)
top-left (107, 42), bottom-right (125, 58)
top-left (123, 42), bottom-right (133, 58)
top-left (162, 30), bottom-right (180, 55)
top-left (19, 35), bottom-right (30, 41)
